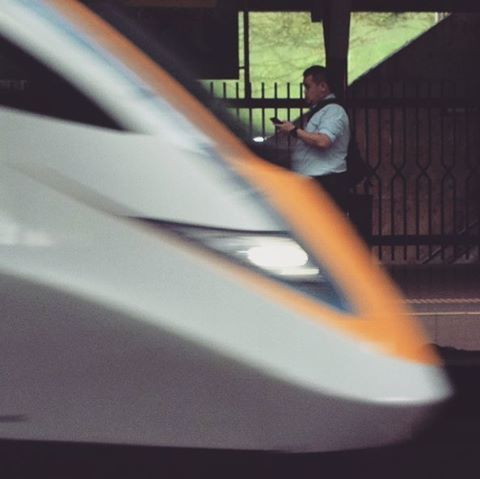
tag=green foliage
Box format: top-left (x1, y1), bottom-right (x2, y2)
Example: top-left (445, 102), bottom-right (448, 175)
top-left (202, 12), bottom-right (439, 134)
top-left (348, 12), bottom-right (437, 81)
top-left (204, 12), bottom-right (438, 97)
top-left (249, 12), bottom-right (325, 89)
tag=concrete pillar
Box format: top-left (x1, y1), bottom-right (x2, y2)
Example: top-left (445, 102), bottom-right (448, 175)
top-left (321, 0), bottom-right (351, 100)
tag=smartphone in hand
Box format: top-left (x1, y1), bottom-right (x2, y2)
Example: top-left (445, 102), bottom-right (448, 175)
top-left (270, 117), bottom-right (283, 125)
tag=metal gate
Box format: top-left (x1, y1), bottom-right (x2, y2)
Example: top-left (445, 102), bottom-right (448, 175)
top-left (208, 79), bottom-right (480, 264)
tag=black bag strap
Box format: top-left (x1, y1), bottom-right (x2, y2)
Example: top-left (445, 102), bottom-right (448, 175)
top-left (306, 98), bottom-right (345, 123)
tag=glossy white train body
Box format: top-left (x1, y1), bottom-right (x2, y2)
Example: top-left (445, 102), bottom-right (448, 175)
top-left (0, 0), bottom-right (451, 452)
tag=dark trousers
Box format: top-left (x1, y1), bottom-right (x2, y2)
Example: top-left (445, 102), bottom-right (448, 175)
top-left (311, 172), bottom-right (349, 213)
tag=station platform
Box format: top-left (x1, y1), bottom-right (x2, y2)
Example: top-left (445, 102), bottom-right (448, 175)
top-left (387, 263), bottom-right (480, 351)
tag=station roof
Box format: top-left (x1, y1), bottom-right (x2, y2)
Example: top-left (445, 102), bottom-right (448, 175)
top-left (125, 0), bottom-right (480, 13)
top-left (241, 0), bottom-right (480, 12)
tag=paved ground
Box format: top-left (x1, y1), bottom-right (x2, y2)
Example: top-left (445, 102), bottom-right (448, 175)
top-left (388, 263), bottom-right (480, 350)
top-left (388, 263), bottom-right (480, 301)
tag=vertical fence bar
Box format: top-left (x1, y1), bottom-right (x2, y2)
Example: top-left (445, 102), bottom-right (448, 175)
top-left (471, 80), bottom-right (480, 261)
top-left (222, 81), bottom-right (227, 102)
top-left (286, 82), bottom-right (291, 122)
top-left (235, 82), bottom-right (240, 120)
top-left (299, 82), bottom-right (304, 127)
top-left (427, 81), bottom-right (434, 259)
top-left (440, 80), bottom-right (446, 261)
top-left (273, 82), bottom-right (279, 159)
top-left (415, 80), bottom-right (421, 261)
top-left (389, 81), bottom-right (395, 261)
top-left (274, 82), bottom-right (278, 118)
top-left (465, 90), bottom-right (472, 260)
top-left (243, 10), bottom-right (251, 100)
top-left (402, 80), bottom-right (408, 261)
top-left (286, 82), bottom-right (292, 160)
top-left (400, 82), bottom-right (408, 261)
top-left (376, 80), bottom-right (383, 261)
top-left (413, 80), bottom-right (433, 263)
top-left (261, 82), bottom-right (266, 138)
top-left (363, 82), bottom-right (375, 257)
top-left (439, 80), bottom-right (457, 261)
top-left (452, 81), bottom-right (458, 260)
top-left (248, 83), bottom-right (253, 138)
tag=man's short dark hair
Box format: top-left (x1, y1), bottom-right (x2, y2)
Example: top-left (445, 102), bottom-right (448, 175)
top-left (303, 65), bottom-right (329, 86)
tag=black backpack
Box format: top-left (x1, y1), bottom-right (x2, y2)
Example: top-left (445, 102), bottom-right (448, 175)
top-left (306, 99), bottom-right (372, 188)
top-left (345, 130), bottom-right (371, 188)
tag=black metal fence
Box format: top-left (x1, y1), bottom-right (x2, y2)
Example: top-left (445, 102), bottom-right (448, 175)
top-left (207, 79), bottom-right (480, 264)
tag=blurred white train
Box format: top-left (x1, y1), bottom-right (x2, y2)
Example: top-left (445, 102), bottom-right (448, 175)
top-left (0, 0), bottom-right (451, 452)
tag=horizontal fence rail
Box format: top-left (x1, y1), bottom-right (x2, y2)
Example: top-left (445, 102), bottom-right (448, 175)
top-left (207, 79), bottom-right (480, 264)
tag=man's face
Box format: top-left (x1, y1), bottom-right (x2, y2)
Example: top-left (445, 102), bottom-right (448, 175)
top-left (303, 75), bottom-right (329, 106)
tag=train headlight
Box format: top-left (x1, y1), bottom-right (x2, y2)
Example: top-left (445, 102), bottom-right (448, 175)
top-left (215, 236), bottom-right (319, 279)
top-left (164, 224), bottom-right (353, 314)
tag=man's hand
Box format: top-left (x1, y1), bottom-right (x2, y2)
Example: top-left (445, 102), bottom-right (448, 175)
top-left (275, 120), bottom-right (296, 135)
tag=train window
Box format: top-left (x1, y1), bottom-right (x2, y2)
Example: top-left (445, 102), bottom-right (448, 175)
top-left (0, 35), bottom-right (123, 130)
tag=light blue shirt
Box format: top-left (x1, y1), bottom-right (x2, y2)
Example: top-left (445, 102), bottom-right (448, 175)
top-left (292, 95), bottom-right (350, 177)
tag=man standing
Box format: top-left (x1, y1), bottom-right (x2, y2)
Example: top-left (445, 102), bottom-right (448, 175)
top-left (276, 65), bottom-right (350, 212)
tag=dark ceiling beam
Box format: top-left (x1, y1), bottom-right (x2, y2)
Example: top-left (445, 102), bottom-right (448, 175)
top-left (351, 0), bottom-right (478, 11)
top-left (237, 0), bottom-right (480, 12)
top-left (123, 0), bottom-right (480, 13)
top-left (124, 0), bottom-right (217, 6)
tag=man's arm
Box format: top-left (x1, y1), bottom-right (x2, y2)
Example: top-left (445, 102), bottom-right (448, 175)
top-left (277, 105), bottom-right (347, 150)
top-left (276, 121), bottom-right (333, 149)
